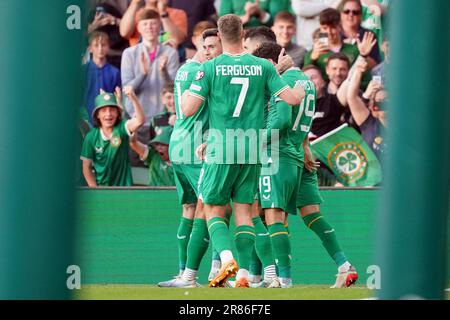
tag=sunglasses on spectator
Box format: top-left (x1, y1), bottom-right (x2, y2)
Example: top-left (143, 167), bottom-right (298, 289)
top-left (342, 9), bottom-right (361, 15)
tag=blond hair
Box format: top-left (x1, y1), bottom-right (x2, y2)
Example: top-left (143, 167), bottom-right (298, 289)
top-left (218, 14), bottom-right (243, 44)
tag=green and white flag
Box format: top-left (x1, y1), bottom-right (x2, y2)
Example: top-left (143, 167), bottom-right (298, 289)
top-left (311, 124), bottom-right (382, 187)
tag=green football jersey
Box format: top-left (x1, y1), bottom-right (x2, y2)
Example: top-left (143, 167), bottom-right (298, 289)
top-left (80, 120), bottom-right (133, 186)
top-left (267, 68), bottom-right (316, 167)
top-left (189, 52), bottom-right (289, 164)
top-left (170, 59), bottom-right (209, 165)
top-left (146, 148), bottom-right (175, 186)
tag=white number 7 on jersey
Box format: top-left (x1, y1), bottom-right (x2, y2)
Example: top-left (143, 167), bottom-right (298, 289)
top-left (230, 77), bottom-right (249, 117)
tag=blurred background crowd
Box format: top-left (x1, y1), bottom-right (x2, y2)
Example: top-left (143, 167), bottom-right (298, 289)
top-left (80, 0), bottom-right (390, 187)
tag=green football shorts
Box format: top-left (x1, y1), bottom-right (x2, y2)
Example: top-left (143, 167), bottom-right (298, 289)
top-left (296, 168), bottom-right (324, 209)
top-left (259, 161), bottom-right (302, 215)
top-left (199, 163), bottom-right (260, 206)
top-left (172, 163), bottom-right (202, 205)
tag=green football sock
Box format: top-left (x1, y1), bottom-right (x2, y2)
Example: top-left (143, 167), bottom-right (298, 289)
top-left (212, 249), bottom-right (221, 261)
top-left (284, 222), bottom-right (290, 237)
top-left (302, 212), bottom-right (347, 267)
top-left (207, 217), bottom-right (232, 254)
top-left (249, 246), bottom-right (262, 276)
top-left (186, 219), bottom-right (210, 270)
top-left (234, 225), bottom-right (256, 270)
top-left (211, 211), bottom-right (231, 262)
top-left (268, 222), bottom-right (291, 278)
top-left (177, 217), bottom-right (193, 271)
top-left (252, 217), bottom-right (275, 268)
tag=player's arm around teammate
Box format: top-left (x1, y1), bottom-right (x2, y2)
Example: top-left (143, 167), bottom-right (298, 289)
top-left (180, 89), bottom-right (204, 117)
top-left (273, 77), bottom-right (305, 108)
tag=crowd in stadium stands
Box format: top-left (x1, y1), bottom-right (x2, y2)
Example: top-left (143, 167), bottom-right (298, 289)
top-left (80, 0), bottom-right (389, 187)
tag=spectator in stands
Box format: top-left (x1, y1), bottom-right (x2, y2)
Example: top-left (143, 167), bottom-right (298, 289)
top-left (81, 86), bottom-right (145, 187)
top-left (84, 31), bottom-right (121, 125)
top-left (272, 11), bottom-right (306, 68)
top-left (121, 9), bottom-right (179, 165)
top-left (303, 59), bottom-right (349, 139)
top-left (169, 0), bottom-right (218, 51)
top-left (120, 0), bottom-right (188, 48)
top-left (130, 126), bottom-right (175, 186)
top-left (151, 81), bottom-right (176, 132)
top-left (220, 0), bottom-right (271, 27)
top-left (291, 0), bottom-right (344, 50)
top-left (347, 57), bottom-right (387, 159)
top-left (360, 0), bottom-right (389, 52)
top-left (340, 0), bottom-right (381, 69)
top-left (325, 52), bottom-right (358, 131)
top-left (87, 2), bottom-right (129, 68)
top-left (185, 20), bottom-right (216, 60)
top-left (326, 52), bottom-right (350, 94)
top-left (303, 8), bottom-right (359, 81)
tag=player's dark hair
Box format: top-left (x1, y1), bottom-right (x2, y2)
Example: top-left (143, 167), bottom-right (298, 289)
top-left (93, 107), bottom-right (122, 128)
top-left (89, 31), bottom-right (110, 45)
top-left (244, 26), bottom-right (276, 43)
top-left (202, 28), bottom-right (219, 41)
top-left (136, 9), bottom-right (160, 24)
top-left (162, 80), bottom-right (174, 94)
top-left (274, 11), bottom-right (296, 25)
top-left (319, 8), bottom-right (341, 27)
top-left (252, 42), bottom-right (283, 62)
top-left (218, 14), bottom-right (243, 44)
top-left (326, 52), bottom-right (351, 68)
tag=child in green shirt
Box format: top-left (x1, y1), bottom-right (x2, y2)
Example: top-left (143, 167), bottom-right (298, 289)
top-left (130, 126), bottom-right (175, 186)
top-left (81, 86), bottom-right (145, 187)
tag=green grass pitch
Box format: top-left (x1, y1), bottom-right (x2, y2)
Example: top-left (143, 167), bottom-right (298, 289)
top-left (75, 285), bottom-right (375, 300)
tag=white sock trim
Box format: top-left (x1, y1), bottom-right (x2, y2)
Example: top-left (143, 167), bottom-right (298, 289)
top-left (219, 250), bottom-right (234, 263)
top-left (249, 274), bottom-right (262, 283)
top-left (280, 277), bottom-right (292, 285)
top-left (338, 261), bottom-right (351, 273)
top-left (264, 265), bottom-right (277, 281)
top-left (182, 268), bottom-right (198, 282)
top-left (237, 269), bottom-right (249, 280)
top-left (211, 259), bottom-right (221, 270)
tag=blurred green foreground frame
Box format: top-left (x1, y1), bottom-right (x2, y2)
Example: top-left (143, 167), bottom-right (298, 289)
top-left (377, 0), bottom-right (450, 299)
top-left (0, 1), bottom-right (84, 299)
